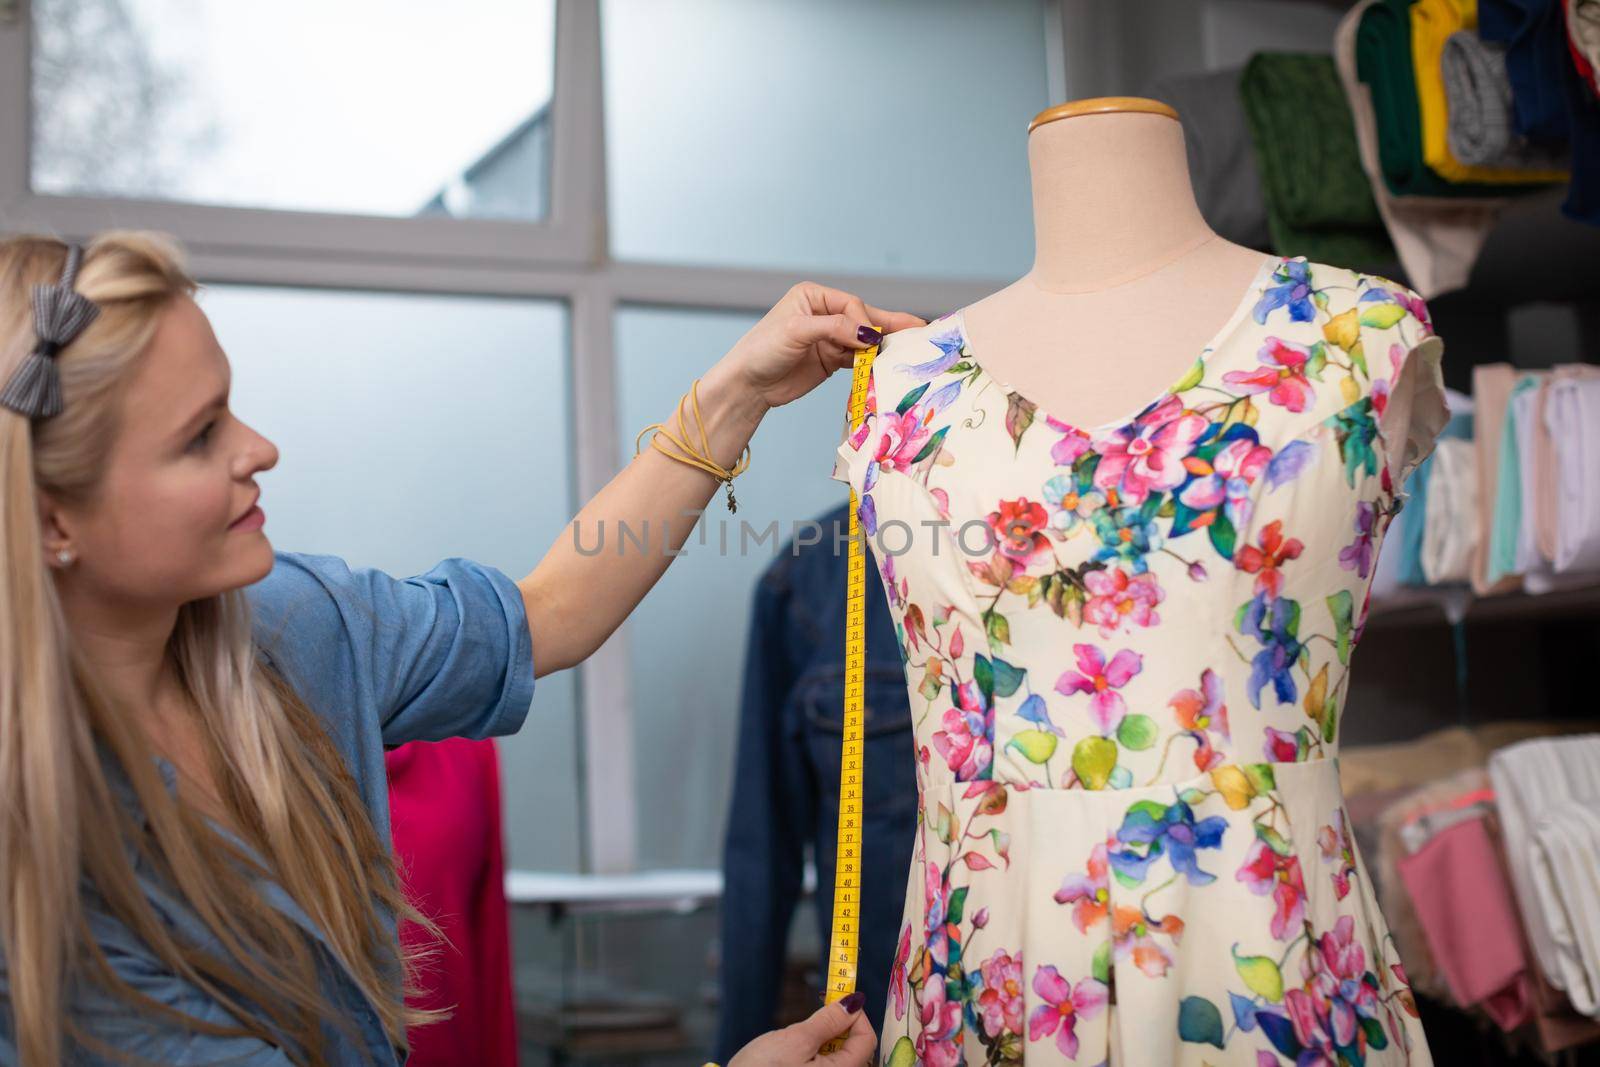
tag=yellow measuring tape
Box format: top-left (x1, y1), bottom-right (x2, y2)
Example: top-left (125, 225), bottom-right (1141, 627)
top-left (819, 336), bottom-right (879, 1052)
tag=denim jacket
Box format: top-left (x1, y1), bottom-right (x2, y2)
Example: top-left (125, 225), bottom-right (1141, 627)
top-left (0, 552), bottom-right (537, 1066)
top-left (714, 502), bottom-right (917, 1060)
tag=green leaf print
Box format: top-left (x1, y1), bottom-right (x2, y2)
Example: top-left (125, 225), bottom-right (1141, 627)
top-left (895, 382), bottom-right (929, 415)
top-left (887, 1037), bottom-right (916, 1067)
top-left (946, 886), bottom-right (968, 925)
top-left (1359, 302), bottom-right (1407, 330)
top-left (1008, 730), bottom-right (1058, 764)
top-left (1178, 995), bottom-right (1226, 1048)
top-left (1233, 945), bottom-right (1286, 1002)
top-left (910, 425), bottom-right (948, 464)
top-left (1326, 589), bottom-right (1354, 665)
top-left (1092, 940), bottom-right (1112, 984)
top-left (986, 610), bottom-right (1011, 650)
top-left (1117, 714), bottom-right (1158, 751)
top-left (1174, 356), bottom-right (1206, 393)
top-left (990, 656), bottom-right (1024, 697)
top-left (1072, 737), bottom-right (1118, 790)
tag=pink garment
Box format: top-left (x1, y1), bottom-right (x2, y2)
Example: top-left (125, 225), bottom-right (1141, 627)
top-left (1396, 814), bottom-right (1533, 1030)
top-left (385, 738), bottom-right (518, 1067)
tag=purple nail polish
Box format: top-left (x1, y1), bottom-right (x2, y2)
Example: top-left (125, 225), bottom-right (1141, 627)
top-left (857, 324), bottom-right (882, 345)
top-left (841, 991), bottom-right (866, 1013)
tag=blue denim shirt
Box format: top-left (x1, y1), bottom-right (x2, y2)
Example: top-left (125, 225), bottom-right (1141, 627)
top-left (0, 551), bottom-right (537, 1066)
top-left (714, 502), bottom-right (917, 1061)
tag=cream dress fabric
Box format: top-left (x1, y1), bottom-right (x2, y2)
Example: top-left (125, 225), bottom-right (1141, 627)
top-left (830, 253), bottom-right (1447, 1065)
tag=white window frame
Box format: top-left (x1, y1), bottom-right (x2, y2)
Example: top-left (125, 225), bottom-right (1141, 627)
top-left (0, 0), bottom-right (1067, 874)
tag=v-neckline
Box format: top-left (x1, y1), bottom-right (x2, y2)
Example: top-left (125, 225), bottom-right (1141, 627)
top-left (953, 252), bottom-right (1284, 436)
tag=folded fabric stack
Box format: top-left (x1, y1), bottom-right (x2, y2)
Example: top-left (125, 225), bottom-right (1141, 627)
top-left (1370, 364), bottom-right (1600, 601)
top-left (1329, 0), bottom-right (1598, 300)
top-left (1338, 724), bottom-right (1600, 1053)
top-left (1475, 363), bottom-right (1600, 593)
top-left (1240, 52), bottom-right (1399, 271)
top-left (1489, 736), bottom-right (1600, 1018)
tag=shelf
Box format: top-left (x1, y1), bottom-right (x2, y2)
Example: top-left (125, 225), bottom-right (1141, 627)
top-left (1367, 579), bottom-right (1600, 628)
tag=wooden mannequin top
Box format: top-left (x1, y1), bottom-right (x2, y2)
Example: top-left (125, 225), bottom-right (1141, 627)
top-left (959, 95), bottom-right (1423, 449)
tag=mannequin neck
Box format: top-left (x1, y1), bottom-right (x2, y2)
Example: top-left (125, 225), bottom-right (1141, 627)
top-left (1025, 109), bottom-right (1215, 292)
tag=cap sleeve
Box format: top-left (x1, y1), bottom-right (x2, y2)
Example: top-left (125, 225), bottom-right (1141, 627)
top-left (1368, 286), bottom-right (1449, 503)
top-left (830, 410), bottom-right (854, 484)
top-left (247, 551), bottom-right (536, 746)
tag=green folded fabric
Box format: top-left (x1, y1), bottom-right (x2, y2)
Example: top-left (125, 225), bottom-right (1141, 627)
top-left (1355, 0), bottom-right (1520, 198)
top-left (1239, 52), bottom-right (1396, 266)
top-left (1486, 373), bottom-right (1539, 585)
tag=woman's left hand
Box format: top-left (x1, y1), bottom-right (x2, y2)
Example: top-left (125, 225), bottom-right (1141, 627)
top-left (727, 993), bottom-right (878, 1067)
top-left (718, 282), bottom-right (926, 413)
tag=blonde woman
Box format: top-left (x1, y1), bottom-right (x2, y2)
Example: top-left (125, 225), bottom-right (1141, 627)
top-left (0, 232), bottom-right (922, 1067)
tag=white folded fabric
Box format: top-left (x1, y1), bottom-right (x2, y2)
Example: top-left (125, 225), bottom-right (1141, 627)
top-left (1529, 805), bottom-right (1600, 1017)
top-left (1548, 375), bottom-right (1600, 574)
top-left (1488, 734), bottom-right (1600, 1017)
top-left (1422, 437), bottom-right (1477, 584)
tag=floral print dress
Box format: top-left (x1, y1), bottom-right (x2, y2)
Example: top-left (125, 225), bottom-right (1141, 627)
top-left (828, 254), bottom-right (1448, 1066)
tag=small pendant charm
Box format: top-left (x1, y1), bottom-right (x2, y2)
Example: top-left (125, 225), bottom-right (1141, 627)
top-left (724, 479), bottom-right (738, 514)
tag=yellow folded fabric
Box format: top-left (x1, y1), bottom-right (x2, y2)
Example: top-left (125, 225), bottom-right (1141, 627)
top-left (1411, 0), bottom-right (1570, 183)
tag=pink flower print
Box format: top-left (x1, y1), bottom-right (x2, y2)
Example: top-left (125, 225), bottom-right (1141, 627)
top-left (987, 497), bottom-right (1053, 568)
top-left (931, 679), bottom-right (993, 781)
top-left (1284, 989), bottom-right (1340, 1065)
top-left (1264, 725), bottom-right (1303, 763)
top-left (889, 924), bottom-right (911, 1020)
top-left (1238, 837), bottom-right (1308, 940)
top-left (1056, 643), bottom-right (1142, 734)
top-left (1091, 395), bottom-right (1210, 505)
top-left (1027, 966), bottom-right (1107, 1059)
top-left (1372, 341), bottom-right (1407, 421)
top-left (1318, 811), bottom-right (1357, 901)
top-left (1170, 668), bottom-right (1230, 771)
top-left (1235, 519), bottom-right (1305, 599)
top-left (1174, 433), bottom-right (1274, 530)
top-left (1053, 842), bottom-right (1111, 933)
top-left (1339, 501), bottom-right (1377, 578)
top-left (1112, 904), bottom-right (1184, 977)
top-left (917, 973), bottom-right (964, 1067)
top-left (976, 948), bottom-right (1026, 1041)
top-left (1046, 415), bottom-right (1093, 466)
top-left (1082, 566), bottom-right (1164, 637)
top-left (1295, 915), bottom-right (1384, 1054)
top-left (1224, 337), bottom-right (1315, 413)
top-left (872, 407), bottom-right (933, 477)
top-left (845, 373), bottom-right (877, 451)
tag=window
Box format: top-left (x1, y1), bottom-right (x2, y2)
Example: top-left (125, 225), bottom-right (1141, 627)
top-left (30, 0), bottom-right (558, 221)
top-left (602, 0), bottom-right (1050, 277)
top-left (202, 283), bottom-right (581, 871)
top-left (613, 304), bottom-right (855, 867)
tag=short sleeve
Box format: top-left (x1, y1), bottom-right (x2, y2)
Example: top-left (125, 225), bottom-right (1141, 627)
top-left (1373, 290), bottom-right (1450, 501)
top-left (246, 551), bottom-right (536, 747)
top-left (830, 409), bottom-right (853, 484)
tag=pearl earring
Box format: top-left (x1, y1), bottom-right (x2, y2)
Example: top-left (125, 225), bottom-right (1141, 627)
top-left (55, 548), bottom-right (74, 567)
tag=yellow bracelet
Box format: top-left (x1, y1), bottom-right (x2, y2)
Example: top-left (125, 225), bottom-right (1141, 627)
top-left (634, 378), bottom-right (751, 513)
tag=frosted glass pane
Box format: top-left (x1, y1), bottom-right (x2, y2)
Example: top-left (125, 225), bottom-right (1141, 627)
top-left (614, 305), bottom-right (854, 869)
top-left (199, 284), bottom-right (580, 872)
top-left (31, 0), bottom-right (556, 221)
top-left (603, 0), bottom-right (1050, 278)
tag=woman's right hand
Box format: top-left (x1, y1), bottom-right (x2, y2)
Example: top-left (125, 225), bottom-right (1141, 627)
top-left (726, 992), bottom-right (877, 1067)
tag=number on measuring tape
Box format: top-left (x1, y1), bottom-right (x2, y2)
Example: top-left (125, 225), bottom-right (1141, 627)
top-left (819, 339), bottom-right (878, 1054)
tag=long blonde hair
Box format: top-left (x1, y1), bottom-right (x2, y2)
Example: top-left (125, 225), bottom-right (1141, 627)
top-left (0, 232), bottom-right (438, 1065)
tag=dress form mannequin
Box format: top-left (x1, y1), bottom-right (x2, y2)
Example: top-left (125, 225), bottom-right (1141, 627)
top-left (960, 96), bottom-right (1426, 453)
